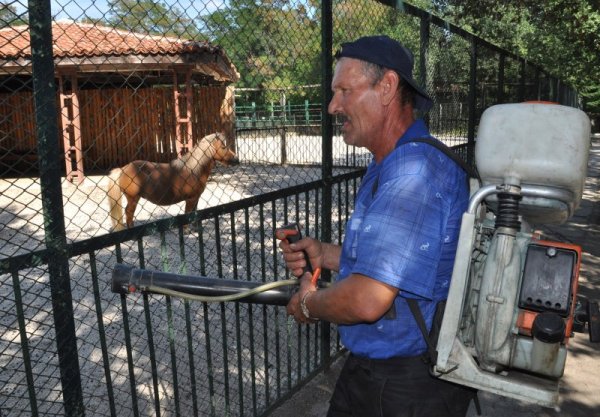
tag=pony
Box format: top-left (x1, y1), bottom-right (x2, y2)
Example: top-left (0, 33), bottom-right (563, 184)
top-left (107, 132), bottom-right (239, 231)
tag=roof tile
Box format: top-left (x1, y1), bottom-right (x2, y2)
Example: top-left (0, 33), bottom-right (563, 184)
top-left (0, 21), bottom-right (222, 58)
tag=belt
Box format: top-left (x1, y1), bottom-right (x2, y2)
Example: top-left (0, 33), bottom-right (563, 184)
top-left (348, 353), bottom-right (428, 376)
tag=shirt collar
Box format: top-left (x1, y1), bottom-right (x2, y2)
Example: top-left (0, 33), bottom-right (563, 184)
top-left (395, 119), bottom-right (430, 149)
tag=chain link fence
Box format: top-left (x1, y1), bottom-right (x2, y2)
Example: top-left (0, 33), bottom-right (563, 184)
top-left (0, 1), bottom-right (578, 416)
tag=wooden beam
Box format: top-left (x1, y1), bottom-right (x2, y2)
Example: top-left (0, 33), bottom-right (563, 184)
top-left (173, 66), bottom-right (194, 155)
top-left (58, 70), bottom-right (84, 183)
top-left (0, 53), bottom-right (239, 82)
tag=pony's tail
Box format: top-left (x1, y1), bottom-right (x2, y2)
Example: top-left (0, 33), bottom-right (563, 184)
top-left (107, 168), bottom-right (126, 231)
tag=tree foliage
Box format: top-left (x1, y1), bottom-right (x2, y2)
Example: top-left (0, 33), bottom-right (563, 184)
top-left (434, 0), bottom-right (600, 112)
top-left (0, 2), bottom-right (27, 27)
top-left (201, 0), bottom-right (321, 103)
top-left (85, 0), bottom-right (201, 39)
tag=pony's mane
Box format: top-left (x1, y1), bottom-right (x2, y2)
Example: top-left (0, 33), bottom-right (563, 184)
top-left (172, 133), bottom-right (225, 174)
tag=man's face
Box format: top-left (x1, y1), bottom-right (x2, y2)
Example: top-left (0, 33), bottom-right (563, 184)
top-left (328, 58), bottom-right (384, 148)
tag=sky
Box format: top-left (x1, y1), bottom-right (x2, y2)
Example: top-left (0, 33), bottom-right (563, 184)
top-left (13, 1), bottom-right (222, 21)
top-left (51, 0), bottom-right (215, 20)
top-left (51, 0), bottom-right (110, 20)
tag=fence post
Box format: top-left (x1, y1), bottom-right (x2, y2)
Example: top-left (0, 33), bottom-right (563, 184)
top-left (419, 12), bottom-right (430, 124)
top-left (534, 68), bottom-right (541, 101)
top-left (320, 0), bottom-right (333, 368)
top-left (541, 71), bottom-right (549, 101)
top-left (305, 99), bottom-right (310, 124)
top-left (29, 1), bottom-right (84, 415)
top-left (518, 59), bottom-right (526, 102)
top-left (467, 37), bottom-right (478, 168)
top-left (280, 126), bottom-right (287, 164)
top-left (497, 53), bottom-right (505, 103)
top-left (280, 93), bottom-right (287, 164)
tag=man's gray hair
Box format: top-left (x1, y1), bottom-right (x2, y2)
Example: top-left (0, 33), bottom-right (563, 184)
top-left (361, 61), bottom-right (416, 109)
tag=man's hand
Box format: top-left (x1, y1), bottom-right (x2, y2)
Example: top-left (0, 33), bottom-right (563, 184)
top-left (276, 229), bottom-right (323, 278)
top-left (287, 272), bottom-right (319, 324)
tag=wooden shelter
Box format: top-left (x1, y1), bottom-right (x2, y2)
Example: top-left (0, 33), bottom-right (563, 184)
top-left (0, 22), bottom-right (239, 182)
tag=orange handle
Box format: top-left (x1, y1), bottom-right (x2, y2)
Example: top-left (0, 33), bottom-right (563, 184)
top-left (275, 228), bottom-right (299, 241)
top-left (310, 267), bottom-right (321, 286)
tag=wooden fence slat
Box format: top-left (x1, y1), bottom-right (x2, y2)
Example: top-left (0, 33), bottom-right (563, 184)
top-left (1, 84), bottom-right (232, 175)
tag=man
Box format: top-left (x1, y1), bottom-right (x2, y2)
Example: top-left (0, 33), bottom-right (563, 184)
top-left (278, 35), bottom-right (473, 416)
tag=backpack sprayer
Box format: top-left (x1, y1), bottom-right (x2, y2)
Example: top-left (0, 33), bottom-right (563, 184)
top-left (111, 102), bottom-right (599, 408)
top-left (434, 102), bottom-right (599, 407)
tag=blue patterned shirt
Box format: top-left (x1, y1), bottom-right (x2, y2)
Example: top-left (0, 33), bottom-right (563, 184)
top-left (337, 119), bottom-right (469, 359)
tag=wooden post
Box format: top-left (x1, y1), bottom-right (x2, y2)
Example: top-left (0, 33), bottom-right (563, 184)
top-left (58, 70), bottom-right (84, 183)
top-left (173, 66), bottom-right (194, 155)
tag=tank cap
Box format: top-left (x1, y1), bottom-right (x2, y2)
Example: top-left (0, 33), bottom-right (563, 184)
top-left (532, 312), bottom-right (565, 343)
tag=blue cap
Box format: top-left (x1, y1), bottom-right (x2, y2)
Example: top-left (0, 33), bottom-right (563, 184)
top-left (335, 35), bottom-right (433, 112)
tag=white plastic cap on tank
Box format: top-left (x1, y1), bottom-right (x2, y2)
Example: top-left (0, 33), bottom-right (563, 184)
top-left (475, 102), bottom-right (591, 224)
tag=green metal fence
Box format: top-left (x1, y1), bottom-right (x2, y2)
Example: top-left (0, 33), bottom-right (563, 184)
top-left (235, 100), bottom-right (322, 128)
top-left (0, 1), bottom-right (578, 416)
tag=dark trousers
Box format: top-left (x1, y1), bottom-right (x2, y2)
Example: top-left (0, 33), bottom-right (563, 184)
top-left (327, 354), bottom-right (475, 417)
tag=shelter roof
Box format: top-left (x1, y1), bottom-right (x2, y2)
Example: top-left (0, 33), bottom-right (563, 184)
top-left (0, 21), bottom-right (239, 83)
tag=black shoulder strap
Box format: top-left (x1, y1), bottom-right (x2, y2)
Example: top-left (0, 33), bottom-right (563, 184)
top-left (407, 298), bottom-right (481, 414)
top-left (405, 137), bottom-right (480, 181)
top-left (371, 136), bottom-right (479, 198)
top-left (371, 137), bottom-right (470, 363)
top-left (406, 298), bottom-right (438, 364)
top-left (400, 137), bottom-right (474, 364)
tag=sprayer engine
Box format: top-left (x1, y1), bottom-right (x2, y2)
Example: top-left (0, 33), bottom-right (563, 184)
top-left (460, 199), bottom-right (581, 376)
top-left (434, 102), bottom-right (599, 407)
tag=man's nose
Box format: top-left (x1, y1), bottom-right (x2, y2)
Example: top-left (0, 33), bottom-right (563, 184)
top-left (328, 95), bottom-right (339, 115)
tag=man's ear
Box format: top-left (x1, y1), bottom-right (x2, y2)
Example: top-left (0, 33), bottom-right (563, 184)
top-left (380, 70), bottom-right (400, 106)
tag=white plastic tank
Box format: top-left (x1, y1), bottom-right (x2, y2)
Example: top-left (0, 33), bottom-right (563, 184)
top-left (475, 102), bottom-right (591, 224)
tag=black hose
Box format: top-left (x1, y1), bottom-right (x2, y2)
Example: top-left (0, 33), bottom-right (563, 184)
top-left (112, 264), bottom-right (297, 306)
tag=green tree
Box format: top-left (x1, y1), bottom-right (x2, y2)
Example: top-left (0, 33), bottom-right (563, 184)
top-left (86, 0), bottom-right (201, 39)
top-left (0, 2), bottom-right (27, 27)
top-left (435, 0), bottom-right (600, 112)
top-left (200, 0), bottom-right (321, 103)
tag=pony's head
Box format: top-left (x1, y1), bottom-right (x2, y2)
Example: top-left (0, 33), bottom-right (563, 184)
top-left (204, 132), bottom-right (239, 166)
